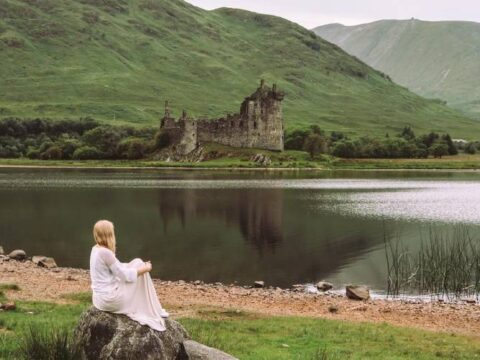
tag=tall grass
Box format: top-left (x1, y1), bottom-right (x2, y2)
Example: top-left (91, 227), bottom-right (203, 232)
top-left (385, 226), bottom-right (480, 299)
top-left (19, 325), bottom-right (80, 360)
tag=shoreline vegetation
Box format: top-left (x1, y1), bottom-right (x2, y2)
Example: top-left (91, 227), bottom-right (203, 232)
top-left (2, 257), bottom-right (480, 358)
top-left (1, 117), bottom-right (480, 171)
top-left (1, 154), bottom-right (480, 170)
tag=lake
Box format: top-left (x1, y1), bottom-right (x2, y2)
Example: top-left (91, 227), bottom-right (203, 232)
top-left (1, 168), bottom-right (480, 291)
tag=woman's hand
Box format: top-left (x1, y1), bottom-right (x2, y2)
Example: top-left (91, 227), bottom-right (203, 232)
top-left (137, 261), bottom-right (152, 276)
top-left (145, 261), bottom-right (152, 272)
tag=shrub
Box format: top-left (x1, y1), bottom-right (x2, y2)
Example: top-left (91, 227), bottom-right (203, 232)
top-left (72, 146), bottom-right (103, 160)
top-left (41, 145), bottom-right (63, 160)
top-left (154, 131), bottom-right (171, 150)
top-left (82, 126), bottom-right (122, 158)
top-left (332, 141), bottom-right (357, 158)
top-left (430, 143), bottom-right (449, 158)
top-left (117, 138), bottom-right (146, 159)
top-left (127, 139), bottom-right (145, 160)
top-left (284, 129), bottom-right (309, 150)
top-left (303, 134), bottom-right (327, 159)
top-left (465, 142), bottom-right (477, 154)
top-left (27, 148), bottom-right (41, 159)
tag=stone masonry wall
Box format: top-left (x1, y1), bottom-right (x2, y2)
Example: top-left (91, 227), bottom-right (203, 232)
top-left (160, 81), bottom-right (284, 155)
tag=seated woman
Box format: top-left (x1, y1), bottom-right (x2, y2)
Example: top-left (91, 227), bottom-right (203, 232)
top-left (90, 220), bottom-right (168, 332)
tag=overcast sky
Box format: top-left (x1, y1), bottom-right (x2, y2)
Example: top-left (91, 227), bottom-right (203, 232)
top-left (186, 0), bottom-right (480, 29)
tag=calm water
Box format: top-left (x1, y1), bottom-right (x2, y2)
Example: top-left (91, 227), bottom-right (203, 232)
top-left (1, 168), bottom-right (480, 290)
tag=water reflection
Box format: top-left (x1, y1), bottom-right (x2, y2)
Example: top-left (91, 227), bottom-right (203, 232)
top-left (157, 188), bottom-right (284, 253)
top-left (1, 168), bottom-right (479, 289)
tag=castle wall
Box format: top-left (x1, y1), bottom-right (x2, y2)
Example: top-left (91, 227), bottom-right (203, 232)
top-left (160, 81), bottom-right (284, 155)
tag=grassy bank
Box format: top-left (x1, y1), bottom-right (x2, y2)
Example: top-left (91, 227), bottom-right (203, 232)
top-left (1, 291), bottom-right (480, 359)
top-left (1, 153), bottom-right (480, 170)
top-left (1, 0), bottom-right (477, 138)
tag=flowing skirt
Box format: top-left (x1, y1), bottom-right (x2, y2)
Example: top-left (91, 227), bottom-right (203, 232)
top-left (94, 258), bottom-right (166, 332)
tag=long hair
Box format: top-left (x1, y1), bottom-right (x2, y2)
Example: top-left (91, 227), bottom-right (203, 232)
top-left (93, 220), bottom-right (116, 253)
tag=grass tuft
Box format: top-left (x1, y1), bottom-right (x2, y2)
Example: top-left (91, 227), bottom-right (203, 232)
top-left (19, 325), bottom-right (80, 360)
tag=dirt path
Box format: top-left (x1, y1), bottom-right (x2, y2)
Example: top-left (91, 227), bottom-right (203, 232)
top-left (2, 259), bottom-right (480, 338)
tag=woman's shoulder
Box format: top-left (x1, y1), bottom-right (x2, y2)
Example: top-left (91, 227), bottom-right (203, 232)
top-left (92, 246), bottom-right (116, 262)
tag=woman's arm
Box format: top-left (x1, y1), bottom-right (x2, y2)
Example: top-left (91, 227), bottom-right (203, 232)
top-left (100, 248), bottom-right (137, 283)
top-left (137, 261), bottom-right (152, 276)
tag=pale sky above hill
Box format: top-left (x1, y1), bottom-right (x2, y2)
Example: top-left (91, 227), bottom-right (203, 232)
top-left (186, 0), bottom-right (480, 29)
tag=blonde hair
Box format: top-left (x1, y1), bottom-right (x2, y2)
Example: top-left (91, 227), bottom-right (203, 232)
top-left (93, 220), bottom-right (116, 253)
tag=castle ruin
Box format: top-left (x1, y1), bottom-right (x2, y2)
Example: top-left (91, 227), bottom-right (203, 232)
top-left (160, 80), bottom-right (285, 154)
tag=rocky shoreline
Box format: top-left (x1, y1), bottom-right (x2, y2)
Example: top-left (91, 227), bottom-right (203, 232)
top-left (1, 248), bottom-right (480, 338)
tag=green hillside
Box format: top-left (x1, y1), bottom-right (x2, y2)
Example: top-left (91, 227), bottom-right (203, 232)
top-left (0, 1), bottom-right (478, 138)
top-left (314, 19), bottom-right (480, 120)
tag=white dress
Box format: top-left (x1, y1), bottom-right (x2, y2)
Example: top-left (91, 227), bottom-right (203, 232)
top-left (89, 246), bottom-right (166, 332)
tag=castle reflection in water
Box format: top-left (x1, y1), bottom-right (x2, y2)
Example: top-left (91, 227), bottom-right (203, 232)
top-left (156, 188), bottom-right (284, 254)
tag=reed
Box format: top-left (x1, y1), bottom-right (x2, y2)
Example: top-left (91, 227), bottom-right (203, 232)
top-left (385, 226), bottom-right (480, 298)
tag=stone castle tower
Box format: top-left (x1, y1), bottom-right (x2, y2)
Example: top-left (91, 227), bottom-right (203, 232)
top-left (160, 80), bottom-right (285, 155)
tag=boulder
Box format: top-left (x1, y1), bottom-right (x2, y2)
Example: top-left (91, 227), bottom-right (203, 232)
top-left (32, 255), bottom-right (57, 269)
top-left (316, 281), bottom-right (333, 292)
top-left (253, 281), bottom-right (265, 288)
top-left (74, 307), bottom-right (236, 360)
top-left (346, 285), bottom-right (370, 301)
top-left (8, 249), bottom-right (26, 261)
top-left (180, 340), bottom-right (237, 360)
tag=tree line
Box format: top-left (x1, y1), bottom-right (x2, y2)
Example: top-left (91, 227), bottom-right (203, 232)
top-left (0, 118), bottom-right (477, 160)
top-left (285, 125), bottom-right (475, 159)
top-left (0, 118), bottom-right (156, 160)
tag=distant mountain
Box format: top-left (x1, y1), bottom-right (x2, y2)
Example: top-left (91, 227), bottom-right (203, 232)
top-left (0, 1), bottom-right (477, 138)
top-left (314, 19), bottom-right (480, 119)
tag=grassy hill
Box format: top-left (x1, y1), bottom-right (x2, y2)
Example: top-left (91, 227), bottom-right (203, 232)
top-left (314, 19), bottom-right (480, 120)
top-left (0, 1), bottom-right (478, 138)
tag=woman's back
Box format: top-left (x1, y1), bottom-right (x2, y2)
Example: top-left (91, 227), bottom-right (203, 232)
top-left (90, 246), bottom-right (118, 295)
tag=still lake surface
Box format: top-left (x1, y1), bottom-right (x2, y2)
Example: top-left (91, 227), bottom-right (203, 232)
top-left (1, 168), bottom-right (480, 291)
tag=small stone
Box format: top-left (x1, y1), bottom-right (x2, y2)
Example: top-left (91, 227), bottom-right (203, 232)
top-left (32, 255), bottom-right (46, 265)
top-left (328, 305), bottom-right (339, 313)
top-left (1, 302), bottom-right (16, 311)
top-left (38, 257), bottom-right (57, 269)
top-left (254, 281), bottom-right (265, 288)
top-left (8, 249), bottom-right (26, 261)
top-left (193, 280), bottom-right (202, 285)
top-left (316, 281), bottom-right (333, 292)
top-left (304, 284), bottom-right (319, 294)
top-left (281, 344), bottom-right (290, 348)
top-left (346, 285), bottom-right (370, 301)
top-left (0, 246), bottom-right (4, 255)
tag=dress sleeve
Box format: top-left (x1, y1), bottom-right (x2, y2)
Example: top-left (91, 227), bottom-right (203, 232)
top-left (100, 248), bottom-right (137, 283)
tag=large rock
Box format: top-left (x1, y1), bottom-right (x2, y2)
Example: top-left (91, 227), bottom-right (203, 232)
top-left (74, 307), bottom-right (237, 360)
top-left (346, 285), bottom-right (370, 301)
top-left (8, 249), bottom-right (26, 261)
top-left (32, 255), bottom-right (57, 268)
top-left (180, 340), bottom-right (237, 360)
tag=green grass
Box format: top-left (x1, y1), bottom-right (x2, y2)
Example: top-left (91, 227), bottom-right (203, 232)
top-left (314, 20), bottom-right (480, 119)
top-left (2, 152), bottom-right (480, 170)
top-left (331, 154), bottom-right (480, 170)
top-left (0, 0), bottom-right (478, 138)
top-left (1, 294), bottom-right (480, 359)
top-left (0, 284), bottom-right (21, 292)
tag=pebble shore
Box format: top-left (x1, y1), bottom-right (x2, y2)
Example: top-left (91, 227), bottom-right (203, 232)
top-left (1, 256), bottom-right (480, 338)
